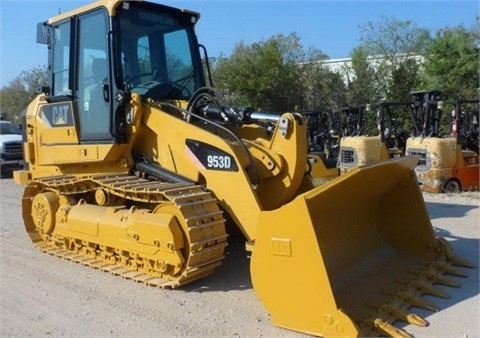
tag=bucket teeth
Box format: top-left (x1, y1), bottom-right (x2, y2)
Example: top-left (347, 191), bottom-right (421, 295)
top-left (409, 267), bottom-right (460, 288)
top-left (447, 255), bottom-right (476, 268)
top-left (396, 277), bottom-right (450, 299)
top-left (383, 289), bottom-right (439, 312)
top-left (437, 237), bottom-right (476, 268)
top-left (363, 317), bottom-right (413, 338)
top-left (430, 260), bottom-right (468, 277)
top-left (358, 239), bottom-right (475, 338)
top-left (367, 301), bottom-right (429, 327)
top-left (402, 311), bottom-right (428, 327)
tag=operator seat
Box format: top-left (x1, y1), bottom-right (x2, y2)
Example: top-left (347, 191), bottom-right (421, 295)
top-left (83, 58), bottom-right (109, 134)
top-left (85, 58), bottom-right (107, 112)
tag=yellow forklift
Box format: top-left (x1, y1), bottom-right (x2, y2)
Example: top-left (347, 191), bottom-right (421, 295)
top-left (406, 91), bottom-right (479, 193)
top-left (301, 110), bottom-right (340, 179)
top-left (338, 102), bottom-right (410, 173)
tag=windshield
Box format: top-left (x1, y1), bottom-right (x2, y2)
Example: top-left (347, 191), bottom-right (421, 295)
top-left (0, 122), bottom-right (22, 135)
top-left (116, 3), bottom-right (204, 100)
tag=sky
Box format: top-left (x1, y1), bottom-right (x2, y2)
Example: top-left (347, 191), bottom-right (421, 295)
top-left (0, 0), bottom-right (478, 88)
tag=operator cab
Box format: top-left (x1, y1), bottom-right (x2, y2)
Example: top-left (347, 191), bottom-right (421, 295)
top-left (38, 0), bottom-right (206, 143)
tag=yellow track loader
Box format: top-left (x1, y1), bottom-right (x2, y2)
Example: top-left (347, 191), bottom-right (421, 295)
top-left (14, 1), bottom-right (473, 336)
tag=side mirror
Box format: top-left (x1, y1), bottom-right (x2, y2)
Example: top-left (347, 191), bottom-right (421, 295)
top-left (36, 22), bottom-right (50, 45)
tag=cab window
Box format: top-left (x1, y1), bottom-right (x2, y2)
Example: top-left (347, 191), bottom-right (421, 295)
top-left (77, 9), bottom-right (111, 140)
top-left (51, 21), bottom-right (71, 96)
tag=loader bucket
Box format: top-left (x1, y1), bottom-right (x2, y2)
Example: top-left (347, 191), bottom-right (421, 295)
top-left (250, 156), bottom-right (472, 337)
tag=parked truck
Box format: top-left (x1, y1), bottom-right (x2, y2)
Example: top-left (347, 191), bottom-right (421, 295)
top-left (0, 120), bottom-right (24, 176)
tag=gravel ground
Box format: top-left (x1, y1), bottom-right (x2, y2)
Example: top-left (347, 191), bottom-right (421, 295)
top-left (1, 178), bottom-right (478, 337)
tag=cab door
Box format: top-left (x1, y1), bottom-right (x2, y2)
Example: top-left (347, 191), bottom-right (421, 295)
top-left (36, 8), bottom-right (116, 165)
top-left (76, 9), bottom-right (111, 141)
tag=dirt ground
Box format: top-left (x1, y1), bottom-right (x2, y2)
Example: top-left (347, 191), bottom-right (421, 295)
top-left (1, 177), bottom-right (478, 337)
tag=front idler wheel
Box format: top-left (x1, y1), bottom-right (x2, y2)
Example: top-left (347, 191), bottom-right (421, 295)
top-left (31, 192), bottom-right (60, 235)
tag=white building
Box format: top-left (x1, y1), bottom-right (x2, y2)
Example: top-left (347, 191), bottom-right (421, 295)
top-left (319, 54), bottom-right (426, 84)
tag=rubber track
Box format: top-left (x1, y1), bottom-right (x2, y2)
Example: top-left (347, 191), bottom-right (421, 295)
top-left (30, 173), bottom-right (228, 288)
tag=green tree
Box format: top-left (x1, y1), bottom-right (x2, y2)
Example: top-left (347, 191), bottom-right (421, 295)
top-left (344, 46), bottom-right (378, 106)
top-left (213, 34), bottom-right (301, 111)
top-left (420, 25), bottom-right (479, 99)
top-left (389, 58), bottom-right (421, 102)
top-left (350, 17), bottom-right (431, 134)
top-left (360, 16), bottom-right (430, 56)
top-left (212, 33), bottom-right (348, 113)
top-left (299, 48), bottom-right (347, 111)
top-left (0, 66), bottom-right (47, 122)
top-left (358, 16), bottom-right (429, 100)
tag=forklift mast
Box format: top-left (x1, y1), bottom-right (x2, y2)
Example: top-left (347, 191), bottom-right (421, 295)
top-left (376, 100), bottom-right (411, 152)
top-left (339, 105), bottom-right (368, 136)
top-left (448, 99), bottom-right (479, 153)
top-left (410, 90), bottom-right (443, 137)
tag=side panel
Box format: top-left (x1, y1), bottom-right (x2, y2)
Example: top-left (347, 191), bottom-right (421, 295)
top-left (456, 165), bottom-right (480, 191)
top-left (407, 137), bottom-right (479, 192)
top-left (35, 101), bottom-right (79, 164)
top-left (339, 136), bottom-right (389, 173)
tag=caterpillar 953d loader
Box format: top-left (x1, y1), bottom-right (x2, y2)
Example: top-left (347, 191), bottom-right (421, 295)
top-left (14, 1), bottom-right (474, 336)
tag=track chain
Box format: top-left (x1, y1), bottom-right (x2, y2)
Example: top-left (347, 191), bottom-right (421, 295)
top-left (28, 173), bottom-right (228, 288)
